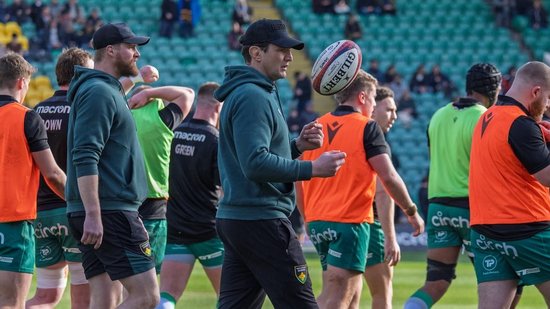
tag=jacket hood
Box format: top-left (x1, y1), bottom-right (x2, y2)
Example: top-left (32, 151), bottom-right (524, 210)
top-left (67, 66), bottom-right (124, 102)
top-left (214, 65), bottom-right (275, 102)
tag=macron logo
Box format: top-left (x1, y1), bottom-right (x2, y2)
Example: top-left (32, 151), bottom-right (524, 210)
top-left (481, 112), bottom-right (494, 138)
top-left (327, 121), bottom-right (343, 144)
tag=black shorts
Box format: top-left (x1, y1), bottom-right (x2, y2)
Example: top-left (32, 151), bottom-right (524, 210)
top-left (216, 218), bottom-right (318, 309)
top-left (68, 210), bottom-right (155, 280)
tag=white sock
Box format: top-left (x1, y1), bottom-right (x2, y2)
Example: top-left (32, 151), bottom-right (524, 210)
top-left (404, 297), bottom-right (429, 309)
top-left (156, 297), bottom-right (175, 309)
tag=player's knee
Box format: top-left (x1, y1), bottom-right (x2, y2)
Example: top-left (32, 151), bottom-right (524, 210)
top-left (145, 291), bottom-right (160, 308)
top-left (426, 258), bottom-right (456, 284)
top-left (36, 267), bottom-right (68, 290)
top-left (68, 263), bottom-right (88, 286)
top-left (127, 292), bottom-right (159, 309)
top-left (27, 291), bottom-right (60, 307)
top-left (327, 271), bottom-right (348, 285)
top-left (132, 286), bottom-right (160, 308)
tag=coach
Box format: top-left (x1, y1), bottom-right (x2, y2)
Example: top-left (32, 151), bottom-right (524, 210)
top-left (65, 23), bottom-right (158, 308)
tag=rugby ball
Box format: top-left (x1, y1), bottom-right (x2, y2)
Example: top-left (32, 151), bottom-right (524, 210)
top-left (311, 40), bottom-right (362, 96)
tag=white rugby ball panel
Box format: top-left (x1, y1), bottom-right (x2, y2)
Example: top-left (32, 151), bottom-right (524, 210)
top-left (311, 40), bottom-right (362, 96)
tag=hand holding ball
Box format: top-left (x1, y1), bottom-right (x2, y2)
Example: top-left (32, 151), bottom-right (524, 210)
top-left (311, 40), bottom-right (362, 95)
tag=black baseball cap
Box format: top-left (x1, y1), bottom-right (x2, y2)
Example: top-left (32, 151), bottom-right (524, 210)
top-left (239, 19), bottom-right (304, 50)
top-left (92, 23), bottom-right (150, 50)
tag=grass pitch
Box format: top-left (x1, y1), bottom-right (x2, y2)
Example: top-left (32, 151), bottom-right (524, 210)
top-left (30, 252), bottom-right (546, 308)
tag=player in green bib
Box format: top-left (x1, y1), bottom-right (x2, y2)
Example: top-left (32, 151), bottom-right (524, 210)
top-left (129, 84), bottom-right (195, 273)
top-left (405, 64), bottom-right (506, 309)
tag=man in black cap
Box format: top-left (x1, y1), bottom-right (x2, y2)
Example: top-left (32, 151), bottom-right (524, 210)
top-left (65, 23), bottom-right (159, 308)
top-left (213, 18), bottom-right (346, 308)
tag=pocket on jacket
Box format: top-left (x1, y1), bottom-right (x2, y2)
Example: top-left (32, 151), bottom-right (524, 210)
top-left (266, 182), bottom-right (293, 196)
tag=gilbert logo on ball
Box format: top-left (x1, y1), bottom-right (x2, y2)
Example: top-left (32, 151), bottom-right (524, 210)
top-left (311, 40), bottom-right (362, 96)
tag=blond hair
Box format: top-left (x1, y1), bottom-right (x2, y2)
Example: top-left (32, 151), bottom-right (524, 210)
top-left (334, 70), bottom-right (378, 104)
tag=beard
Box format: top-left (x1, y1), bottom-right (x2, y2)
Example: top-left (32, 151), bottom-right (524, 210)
top-left (529, 95), bottom-right (546, 122)
top-left (115, 53), bottom-right (139, 77)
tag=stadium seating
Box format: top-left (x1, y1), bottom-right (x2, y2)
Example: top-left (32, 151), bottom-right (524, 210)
top-left (22, 0), bottom-right (251, 106)
top-left (25, 75), bottom-right (54, 108)
top-left (276, 0), bottom-right (529, 202)
top-left (0, 22), bottom-right (29, 49)
top-left (15, 0), bottom-right (538, 202)
top-left (511, 0), bottom-right (550, 60)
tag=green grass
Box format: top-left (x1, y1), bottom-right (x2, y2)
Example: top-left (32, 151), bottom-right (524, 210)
top-left (29, 252), bottom-right (546, 308)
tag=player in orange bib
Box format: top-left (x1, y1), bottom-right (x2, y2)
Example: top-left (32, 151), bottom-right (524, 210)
top-left (0, 54), bottom-right (66, 308)
top-left (298, 70), bottom-right (424, 309)
top-left (470, 61), bottom-right (550, 308)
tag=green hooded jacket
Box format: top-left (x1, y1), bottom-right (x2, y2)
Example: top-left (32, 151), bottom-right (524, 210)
top-left (214, 65), bottom-right (312, 220)
top-left (66, 66), bottom-right (147, 213)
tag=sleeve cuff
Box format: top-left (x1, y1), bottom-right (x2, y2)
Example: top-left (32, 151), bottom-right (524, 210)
top-left (75, 163), bottom-right (99, 178)
top-left (297, 160), bottom-right (312, 180)
top-left (291, 139), bottom-right (302, 159)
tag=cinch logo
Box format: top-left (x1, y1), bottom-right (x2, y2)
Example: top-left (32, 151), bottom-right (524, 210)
top-left (309, 228), bottom-right (338, 245)
top-left (0, 232), bottom-right (4, 244)
top-left (34, 223), bottom-right (69, 239)
top-left (431, 211), bottom-right (469, 228)
top-left (476, 234), bottom-right (518, 257)
top-left (483, 255), bottom-right (497, 271)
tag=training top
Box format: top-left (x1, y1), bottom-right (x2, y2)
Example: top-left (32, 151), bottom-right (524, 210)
top-left (214, 65), bottom-right (312, 220)
top-left (301, 105), bottom-right (388, 224)
top-left (167, 119), bottom-right (221, 243)
top-left (428, 98), bottom-right (486, 208)
top-left (35, 90), bottom-right (70, 211)
top-left (0, 96), bottom-right (49, 222)
top-left (132, 98), bottom-right (183, 219)
top-left (66, 66), bottom-right (147, 213)
top-left (470, 95), bottom-right (550, 240)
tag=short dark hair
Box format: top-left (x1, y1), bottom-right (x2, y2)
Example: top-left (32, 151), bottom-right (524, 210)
top-left (56, 48), bottom-right (93, 86)
top-left (94, 47), bottom-right (106, 62)
top-left (241, 43), bottom-right (269, 64)
top-left (197, 82), bottom-right (221, 106)
top-left (375, 86), bottom-right (394, 102)
top-left (0, 53), bottom-right (35, 89)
